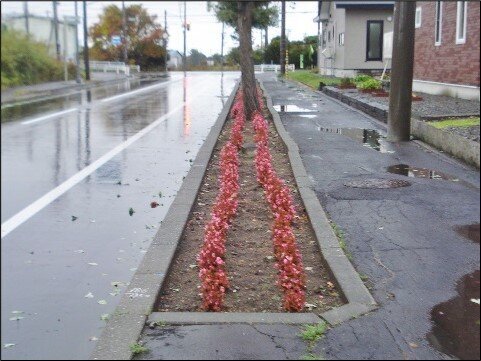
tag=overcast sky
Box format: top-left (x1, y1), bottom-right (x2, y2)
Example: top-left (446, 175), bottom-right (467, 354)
top-left (1, 1), bottom-right (320, 57)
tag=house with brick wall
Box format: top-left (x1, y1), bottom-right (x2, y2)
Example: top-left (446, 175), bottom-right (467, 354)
top-left (413, 1), bottom-right (480, 100)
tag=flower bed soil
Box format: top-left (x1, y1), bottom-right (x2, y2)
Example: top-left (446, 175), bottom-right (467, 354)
top-left (155, 94), bottom-right (344, 314)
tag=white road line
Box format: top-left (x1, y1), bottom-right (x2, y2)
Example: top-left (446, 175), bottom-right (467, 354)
top-left (100, 77), bottom-right (182, 103)
top-left (1, 103), bottom-right (185, 239)
top-left (21, 108), bottom-right (78, 125)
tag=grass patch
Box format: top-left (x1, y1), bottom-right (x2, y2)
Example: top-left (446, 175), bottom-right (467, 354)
top-left (285, 70), bottom-right (341, 89)
top-left (129, 343), bottom-right (149, 355)
top-left (300, 353), bottom-right (325, 360)
top-left (299, 322), bottom-right (328, 342)
top-left (330, 222), bottom-right (352, 261)
top-left (430, 117), bottom-right (480, 129)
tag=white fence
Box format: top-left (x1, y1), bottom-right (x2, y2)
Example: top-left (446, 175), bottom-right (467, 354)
top-left (254, 64), bottom-right (295, 72)
top-left (82, 61), bottom-right (140, 76)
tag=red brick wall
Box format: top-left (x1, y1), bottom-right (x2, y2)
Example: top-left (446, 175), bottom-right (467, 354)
top-left (414, 1), bottom-right (480, 86)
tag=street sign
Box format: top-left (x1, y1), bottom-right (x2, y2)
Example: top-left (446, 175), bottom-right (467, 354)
top-left (112, 36), bottom-right (121, 46)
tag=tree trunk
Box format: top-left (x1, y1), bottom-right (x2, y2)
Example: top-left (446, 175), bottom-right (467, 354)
top-left (237, 1), bottom-right (258, 121)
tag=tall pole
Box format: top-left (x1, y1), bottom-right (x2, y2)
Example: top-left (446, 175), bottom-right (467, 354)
top-left (183, 1), bottom-right (187, 72)
top-left (63, 15), bottom-right (68, 81)
top-left (82, 0), bottom-right (90, 80)
top-left (387, 1), bottom-right (416, 142)
top-left (164, 10), bottom-right (168, 72)
top-left (280, 0), bottom-right (286, 75)
top-left (220, 22), bottom-right (225, 71)
top-left (122, 1), bottom-right (128, 64)
top-left (23, 1), bottom-right (29, 35)
top-left (74, 1), bottom-right (81, 83)
top-left (265, 26), bottom-right (268, 49)
top-left (53, 1), bottom-right (61, 60)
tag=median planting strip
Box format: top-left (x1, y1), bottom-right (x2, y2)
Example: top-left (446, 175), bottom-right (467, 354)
top-left (91, 79), bottom-right (377, 360)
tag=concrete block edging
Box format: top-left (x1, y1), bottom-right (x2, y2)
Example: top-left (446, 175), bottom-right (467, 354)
top-left (258, 80), bottom-right (378, 325)
top-left (91, 80), bottom-right (241, 360)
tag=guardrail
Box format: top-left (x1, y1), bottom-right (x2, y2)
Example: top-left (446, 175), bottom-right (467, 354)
top-left (254, 64), bottom-right (295, 73)
top-left (81, 61), bottom-right (140, 76)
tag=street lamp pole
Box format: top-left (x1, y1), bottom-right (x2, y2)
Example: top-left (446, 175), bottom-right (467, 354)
top-left (183, 1), bottom-right (187, 72)
top-left (280, 1), bottom-right (286, 75)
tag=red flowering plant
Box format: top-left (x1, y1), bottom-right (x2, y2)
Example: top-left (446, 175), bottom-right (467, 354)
top-left (252, 107), bottom-right (307, 312)
top-left (197, 92), bottom-right (245, 311)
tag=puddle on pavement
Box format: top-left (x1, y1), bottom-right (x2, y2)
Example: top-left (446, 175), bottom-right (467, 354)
top-left (455, 223), bottom-right (480, 244)
top-left (274, 104), bottom-right (317, 112)
top-left (387, 164), bottom-right (461, 181)
top-left (318, 127), bottom-right (394, 153)
top-left (427, 270), bottom-right (480, 360)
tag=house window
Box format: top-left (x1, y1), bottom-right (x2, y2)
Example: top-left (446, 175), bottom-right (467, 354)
top-left (415, 7), bottom-right (422, 28)
top-left (435, 1), bottom-right (442, 45)
top-left (366, 20), bottom-right (383, 61)
top-left (456, 1), bottom-right (467, 44)
top-left (339, 33), bottom-right (344, 46)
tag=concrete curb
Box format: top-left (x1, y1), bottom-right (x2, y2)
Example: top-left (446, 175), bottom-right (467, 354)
top-left (148, 312), bottom-right (323, 325)
top-left (322, 85), bottom-right (480, 169)
top-left (90, 80), bottom-right (241, 360)
top-left (258, 80), bottom-right (378, 326)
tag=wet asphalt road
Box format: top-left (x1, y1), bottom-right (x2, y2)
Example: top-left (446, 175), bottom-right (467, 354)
top-left (1, 72), bottom-right (239, 360)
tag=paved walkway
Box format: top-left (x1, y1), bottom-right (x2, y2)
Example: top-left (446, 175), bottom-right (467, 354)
top-left (135, 73), bottom-right (480, 360)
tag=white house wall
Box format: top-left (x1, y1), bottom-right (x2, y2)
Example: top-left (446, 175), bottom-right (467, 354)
top-left (344, 9), bottom-right (393, 70)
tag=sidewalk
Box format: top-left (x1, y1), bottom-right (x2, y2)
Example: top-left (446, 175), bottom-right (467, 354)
top-left (134, 73), bottom-right (479, 360)
top-left (1, 72), bottom-right (131, 106)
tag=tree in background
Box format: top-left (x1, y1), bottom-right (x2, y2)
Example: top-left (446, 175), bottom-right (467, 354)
top-left (264, 35), bottom-right (318, 69)
top-left (188, 49), bottom-right (207, 67)
top-left (264, 36), bottom-right (282, 64)
top-left (89, 4), bottom-right (166, 70)
top-left (209, 1), bottom-right (278, 120)
top-left (225, 47), bottom-right (241, 66)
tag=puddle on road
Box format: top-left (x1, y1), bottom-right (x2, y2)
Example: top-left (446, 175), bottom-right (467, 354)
top-left (274, 104), bottom-right (317, 112)
top-left (318, 127), bottom-right (394, 153)
top-left (387, 164), bottom-right (461, 181)
top-left (455, 223), bottom-right (480, 244)
top-left (427, 270), bottom-right (480, 360)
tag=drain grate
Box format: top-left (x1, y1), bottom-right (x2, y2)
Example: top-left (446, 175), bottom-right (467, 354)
top-left (344, 178), bottom-right (411, 189)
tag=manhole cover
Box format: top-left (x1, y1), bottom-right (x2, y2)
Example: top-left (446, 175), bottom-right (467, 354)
top-left (344, 178), bottom-right (411, 189)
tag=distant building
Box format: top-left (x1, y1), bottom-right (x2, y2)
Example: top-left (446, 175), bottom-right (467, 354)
top-left (167, 50), bottom-right (183, 70)
top-left (2, 13), bottom-right (78, 61)
top-left (314, 1), bottom-right (395, 78)
top-left (206, 58), bottom-right (215, 67)
top-left (413, 1), bottom-right (480, 100)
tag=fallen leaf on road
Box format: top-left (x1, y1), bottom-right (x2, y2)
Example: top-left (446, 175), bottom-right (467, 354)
top-left (88, 263), bottom-right (98, 266)
top-left (129, 208), bottom-right (135, 216)
top-left (100, 314), bottom-right (109, 321)
top-left (71, 216), bottom-right (78, 221)
top-left (74, 250), bottom-right (85, 254)
top-left (327, 281), bottom-right (335, 289)
top-left (9, 317), bottom-right (24, 321)
top-left (3, 344), bottom-right (15, 349)
top-left (150, 202), bottom-right (160, 208)
top-left (98, 300), bottom-right (107, 305)
top-left (84, 292), bottom-right (94, 298)
top-left (408, 342), bottom-right (419, 349)
top-left (89, 337), bottom-right (98, 341)
top-left (470, 298), bottom-right (480, 305)
top-left (305, 303), bottom-right (317, 310)
top-left (11, 311), bottom-right (24, 314)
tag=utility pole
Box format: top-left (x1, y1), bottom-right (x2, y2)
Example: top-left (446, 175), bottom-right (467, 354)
top-left (83, 0), bottom-right (90, 80)
top-left (183, 1), bottom-right (187, 72)
top-left (53, 1), bottom-right (61, 60)
top-left (164, 10), bottom-right (168, 72)
top-left (265, 26), bottom-right (268, 49)
top-left (122, 1), bottom-right (128, 64)
top-left (74, 1), bottom-right (81, 83)
top-left (23, 1), bottom-right (29, 35)
top-left (280, 1), bottom-right (286, 75)
top-left (387, 1), bottom-right (416, 142)
top-left (221, 22), bottom-right (225, 71)
top-left (63, 15), bottom-right (68, 81)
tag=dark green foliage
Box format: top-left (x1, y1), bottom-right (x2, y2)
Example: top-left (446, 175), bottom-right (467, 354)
top-left (1, 29), bottom-right (76, 88)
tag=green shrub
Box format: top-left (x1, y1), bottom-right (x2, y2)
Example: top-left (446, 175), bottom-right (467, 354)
top-left (353, 74), bottom-right (373, 84)
top-left (340, 77), bottom-right (354, 86)
top-left (1, 29), bottom-right (76, 89)
top-left (357, 78), bottom-right (381, 90)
